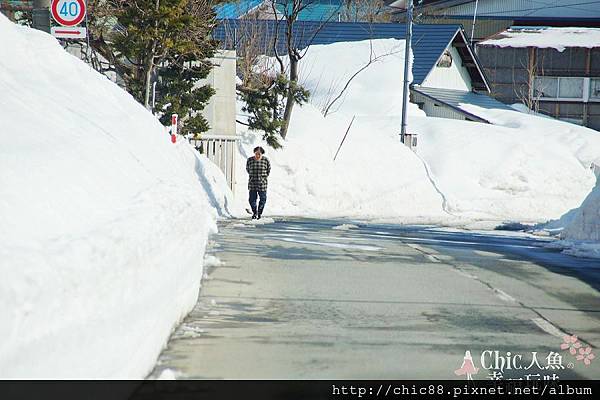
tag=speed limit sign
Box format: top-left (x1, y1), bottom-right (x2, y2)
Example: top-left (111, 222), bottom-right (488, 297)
top-left (51, 0), bottom-right (86, 27)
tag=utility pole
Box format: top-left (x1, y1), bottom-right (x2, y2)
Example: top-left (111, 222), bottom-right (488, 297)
top-left (470, 0), bottom-right (479, 46)
top-left (32, 0), bottom-right (51, 33)
top-left (400, 0), bottom-right (413, 141)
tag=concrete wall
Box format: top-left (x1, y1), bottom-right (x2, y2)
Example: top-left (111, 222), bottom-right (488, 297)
top-left (200, 50), bottom-right (237, 136)
top-left (422, 45), bottom-right (473, 91)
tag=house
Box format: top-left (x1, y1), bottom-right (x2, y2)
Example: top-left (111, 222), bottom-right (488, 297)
top-left (390, 0), bottom-right (600, 43)
top-left (214, 18), bottom-right (514, 123)
top-left (215, 0), bottom-right (265, 19)
top-left (477, 27), bottom-right (600, 130)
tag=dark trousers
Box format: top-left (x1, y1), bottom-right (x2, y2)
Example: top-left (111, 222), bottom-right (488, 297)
top-left (249, 190), bottom-right (267, 216)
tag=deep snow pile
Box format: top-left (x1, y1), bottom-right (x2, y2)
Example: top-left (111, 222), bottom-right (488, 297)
top-left (235, 39), bottom-right (446, 221)
top-left (414, 109), bottom-right (600, 222)
top-left (0, 15), bottom-right (231, 378)
top-left (234, 39), bottom-right (600, 224)
top-left (545, 180), bottom-right (600, 259)
top-left (563, 181), bottom-right (600, 242)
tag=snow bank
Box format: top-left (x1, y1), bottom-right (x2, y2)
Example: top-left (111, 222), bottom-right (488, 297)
top-left (414, 111), bottom-right (600, 222)
top-left (548, 181), bottom-right (600, 259)
top-left (0, 15), bottom-right (231, 378)
top-left (479, 27), bottom-right (600, 52)
top-left (234, 39), bottom-right (600, 224)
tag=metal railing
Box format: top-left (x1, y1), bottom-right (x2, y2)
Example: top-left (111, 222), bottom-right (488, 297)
top-left (189, 135), bottom-right (238, 192)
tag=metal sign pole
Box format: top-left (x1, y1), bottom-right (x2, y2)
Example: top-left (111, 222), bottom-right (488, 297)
top-left (85, 1), bottom-right (90, 61)
top-left (470, 0), bottom-right (479, 46)
top-left (400, 0), bottom-right (413, 140)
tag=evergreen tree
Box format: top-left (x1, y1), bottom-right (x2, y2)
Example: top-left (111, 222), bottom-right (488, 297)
top-left (155, 56), bottom-right (216, 137)
top-left (238, 73), bottom-right (309, 149)
top-left (88, 0), bottom-right (221, 136)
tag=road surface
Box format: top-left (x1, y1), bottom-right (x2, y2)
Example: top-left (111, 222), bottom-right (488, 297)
top-left (150, 218), bottom-right (600, 380)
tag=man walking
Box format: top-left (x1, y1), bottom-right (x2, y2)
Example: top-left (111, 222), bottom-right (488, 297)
top-left (246, 146), bottom-right (271, 220)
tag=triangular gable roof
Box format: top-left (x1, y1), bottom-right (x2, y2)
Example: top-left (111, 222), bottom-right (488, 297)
top-left (213, 19), bottom-right (489, 90)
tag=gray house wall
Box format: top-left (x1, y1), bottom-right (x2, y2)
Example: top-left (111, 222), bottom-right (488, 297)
top-left (411, 90), bottom-right (482, 122)
top-left (407, 17), bottom-right (513, 43)
top-left (476, 44), bottom-right (600, 131)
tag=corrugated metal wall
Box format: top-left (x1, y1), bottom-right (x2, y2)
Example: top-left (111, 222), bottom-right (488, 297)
top-left (429, 0), bottom-right (600, 19)
top-left (477, 43), bottom-right (600, 131)
top-left (417, 17), bottom-right (511, 41)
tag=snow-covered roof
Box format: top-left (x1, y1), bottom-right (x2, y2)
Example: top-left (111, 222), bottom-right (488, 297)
top-left (479, 27), bottom-right (600, 52)
top-left (412, 86), bottom-right (514, 124)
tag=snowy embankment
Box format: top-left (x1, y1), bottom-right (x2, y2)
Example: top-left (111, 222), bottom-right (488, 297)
top-left (235, 40), bottom-right (447, 221)
top-left (234, 39), bottom-right (600, 228)
top-left (545, 179), bottom-right (600, 259)
top-left (0, 15), bottom-right (231, 378)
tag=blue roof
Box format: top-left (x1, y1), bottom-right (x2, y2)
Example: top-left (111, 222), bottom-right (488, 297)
top-left (214, 20), bottom-right (466, 85)
top-left (278, 3), bottom-right (343, 21)
top-left (412, 86), bottom-right (514, 123)
top-left (215, 1), bottom-right (391, 22)
top-left (275, 1), bottom-right (345, 22)
top-left (214, 0), bottom-right (264, 19)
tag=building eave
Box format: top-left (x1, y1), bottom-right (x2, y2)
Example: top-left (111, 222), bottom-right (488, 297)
top-left (411, 86), bottom-right (492, 123)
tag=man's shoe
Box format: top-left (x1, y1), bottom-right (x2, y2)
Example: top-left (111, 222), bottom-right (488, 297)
top-left (252, 214), bottom-right (257, 220)
top-left (257, 214), bottom-right (262, 220)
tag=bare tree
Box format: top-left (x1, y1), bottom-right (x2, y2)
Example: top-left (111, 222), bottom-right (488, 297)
top-left (231, 15), bottom-right (279, 89)
top-left (269, 0), bottom-right (342, 139)
top-left (322, 39), bottom-right (402, 116)
top-left (516, 48), bottom-right (546, 113)
top-left (340, 0), bottom-right (391, 23)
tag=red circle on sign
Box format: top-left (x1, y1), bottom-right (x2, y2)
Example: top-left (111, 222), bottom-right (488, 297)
top-left (51, 0), bottom-right (86, 27)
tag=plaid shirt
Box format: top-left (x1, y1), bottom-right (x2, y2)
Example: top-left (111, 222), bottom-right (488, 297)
top-left (246, 156), bottom-right (271, 191)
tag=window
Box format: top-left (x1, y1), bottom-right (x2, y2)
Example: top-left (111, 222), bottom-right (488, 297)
top-left (558, 77), bottom-right (584, 98)
top-left (590, 78), bottom-right (600, 100)
top-left (436, 50), bottom-right (453, 68)
top-left (534, 77), bottom-right (558, 98)
top-left (534, 76), bottom-right (585, 100)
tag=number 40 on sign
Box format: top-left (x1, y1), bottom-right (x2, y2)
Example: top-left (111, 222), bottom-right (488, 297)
top-left (51, 0), bottom-right (86, 27)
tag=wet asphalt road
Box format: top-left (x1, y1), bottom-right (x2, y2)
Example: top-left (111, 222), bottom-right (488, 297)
top-left (151, 218), bottom-right (600, 380)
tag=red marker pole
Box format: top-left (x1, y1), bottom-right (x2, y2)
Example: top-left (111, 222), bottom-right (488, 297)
top-left (171, 114), bottom-right (178, 143)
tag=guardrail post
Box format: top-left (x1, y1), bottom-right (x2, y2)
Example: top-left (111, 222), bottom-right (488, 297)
top-left (189, 135), bottom-right (239, 193)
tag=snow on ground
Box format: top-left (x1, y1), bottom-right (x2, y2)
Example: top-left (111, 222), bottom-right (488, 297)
top-left (0, 15), bottom-right (231, 378)
top-left (332, 224), bottom-right (359, 231)
top-left (235, 39), bottom-right (447, 221)
top-left (545, 181), bottom-right (600, 259)
top-left (479, 27), bottom-right (600, 52)
top-left (234, 38), bottom-right (600, 227)
top-left (414, 112), bottom-right (599, 222)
